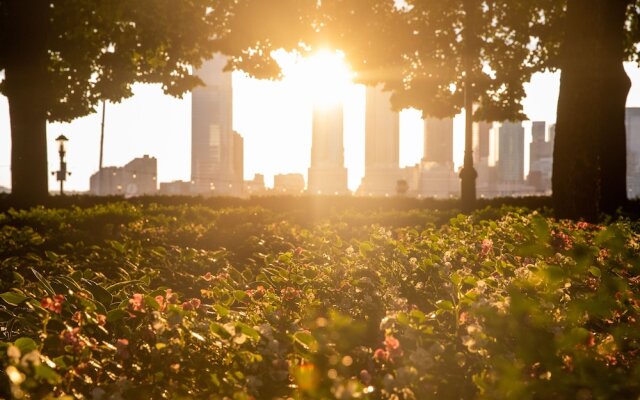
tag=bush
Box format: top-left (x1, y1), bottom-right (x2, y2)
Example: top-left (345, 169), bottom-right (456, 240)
top-left (0, 202), bottom-right (638, 399)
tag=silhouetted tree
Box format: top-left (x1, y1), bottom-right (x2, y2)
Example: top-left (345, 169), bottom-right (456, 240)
top-left (0, 0), bottom-right (227, 203)
top-left (552, 0), bottom-right (636, 220)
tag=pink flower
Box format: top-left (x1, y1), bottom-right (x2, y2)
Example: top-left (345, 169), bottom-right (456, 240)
top-left (281, 287), bottom-right (301, 302)
top-left (373, 348), bottom-right (388, 361)
top-left (116, 338), bottom-right (130, 359)
top-left (384, 336), bottom-right (400, 351)
top-left (576, 221), bottom-right (591, 230)
top-left (480, 239), bottom-right (493, 257)
top-left (248, 285), bottom-right (266, 300)
top-left (41, 294), bottom-right (65, 314)
top-left (129, 293), bottom-right (144, 311)
top-left (96, 314), bottom-right (107, 326)
top-left (182, 298), bottom-right (201, 311)
top-left (552, 231), bottom-right (573, 250)
top-left (202, 272), bottom-right (213, 281)
top-left (61, 327), bottom-right (85, 351)
top-left (384, 335), bottom-right (403, 360)
top-left (155, 295), bottom-right (166, 311)
top-left (360, 369), bottom-right (372, 384)
top-left (165, 289), bottom-right (178, 304)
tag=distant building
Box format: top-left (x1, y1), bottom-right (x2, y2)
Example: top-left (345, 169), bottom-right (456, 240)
top-left (159, 180), bottom-right (192, 195)
top-left (274, 173), bottom-right (305, 194)
top-left (191, 54), bottom-right (243, 196)
top-left (418, 162), bottom-right (460, 198)
top-left (90, 155), bottom-right (157, 196)
top-left (474, 122), bottom-right (494, 196)
top-left (424, 118), bottom-right (454, 166)
top-left (527, 121), bottom-right (553, 193)
top-left (474, 121), bottom-right (492, 163)
top-left (123, 155), bottom-right (157, 195)
top-left (358, 85), bottom-right (402, 196)
top-left (244, 174), bottom-right (266, 196)
top-left (497, 122), bottom-right (525, 184)
top-left (307, 102), bottom-right (349, 195)
top-left (626, 108), bottom-right (640, 198)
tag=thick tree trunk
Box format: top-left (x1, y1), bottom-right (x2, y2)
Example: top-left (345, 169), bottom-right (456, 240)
top-left (4, 0), bottom-right (50, 205)
top-left (553, 0), bottom-right (631, 221)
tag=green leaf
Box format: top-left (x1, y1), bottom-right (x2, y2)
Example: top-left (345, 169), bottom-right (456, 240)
top-left (359, 241), bottom-right (374, 256)
top-left (236, 322), bottom-right (260, 341)
top-left (106, 280), bottom-right (142, 294)
top-left (293, 331), bottom-right (318, 352)
top-left (144, 295), bottom-right (160, 311)
top-left (82, 279), bottom-right (113, 307)
top-left (436, 300), bottom-right (454, 311)
top-left (15, 337), bottom-right (38, 354)
top-left (31, 268), bottom-right (56, 296)
top-left (213, 304), bottom-right (230, 317)
top-left (109, 240), bottom-right (126, 254)
top-left (107, 309), bottom-right (129, 323)
top-left (34, 364), bottom-right (62, 385)
top-left (209, 322), bottom-right (231, 340)
top-left (588, 266), bottom-right (602, 278)
top-left (12, 272), bottom-right (25, 286)
top-left (0, 292), bottom-right (28, 306)
top-left (233, 290), bottom-right (247, 302)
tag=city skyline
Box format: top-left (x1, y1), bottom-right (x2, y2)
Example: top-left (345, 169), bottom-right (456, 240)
top-left (3, 62), bottom-right (640, 193)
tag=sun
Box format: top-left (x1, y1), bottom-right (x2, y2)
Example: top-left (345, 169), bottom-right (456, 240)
top-left (275, 49), bottom-right (355, 106)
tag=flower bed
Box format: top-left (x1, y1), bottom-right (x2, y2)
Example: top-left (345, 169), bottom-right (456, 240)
top-left (0, 203), bottom-right (639, 399)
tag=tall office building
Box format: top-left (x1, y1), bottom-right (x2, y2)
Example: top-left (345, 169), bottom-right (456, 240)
top-left (474, 122), bottom-right (492, 163)
top-left (424, 118), bottom-right (454, 166)
top-left (308, 102), bottom-right (349, 194)
top-left (528, 121), bottom-right (553, 193)
top-left (191, 54), bottom-right (243, 196)
top-left (497, 122), bottom-right (525, 183)
top-left (358, 86), bottom-right (401, 196)
top-left (626, 108), bottom-right (640, 198)
top-left (474, 122), bottom-right (494, 196)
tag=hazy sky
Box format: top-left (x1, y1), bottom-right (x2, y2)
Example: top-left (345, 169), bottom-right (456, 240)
top-left (2, 62), bottom-right (640, 192)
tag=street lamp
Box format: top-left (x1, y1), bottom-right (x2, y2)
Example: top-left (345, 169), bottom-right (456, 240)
top-left (51, 134), bottom-right (71, 195)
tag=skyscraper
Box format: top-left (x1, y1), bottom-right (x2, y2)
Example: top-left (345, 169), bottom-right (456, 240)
top-left (474, 122), bottom-right (492, 163)
top-left (528, 121), bottom-right (553, 193)
top-left (308, 102), bottom-right (349, 194)
top-left (358, 86), bottom-right (401, 196)
top-left (497, 122), bottom-right (525, 183)
top-left (625, 108), bottom-right (640, 198)
top-left (191, 54), bottom-right (243, 195)
top-left (424, 118), bottom-right (454, 166)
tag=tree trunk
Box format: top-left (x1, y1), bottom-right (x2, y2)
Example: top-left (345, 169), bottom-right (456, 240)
top-left (553, 0), bottom-right (631, 221)
top-left (4, 0), bottom-right (50, 205)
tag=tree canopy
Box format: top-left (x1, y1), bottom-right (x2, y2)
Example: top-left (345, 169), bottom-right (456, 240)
top-left (0, 0), bottom-right (227, 121)
top-left (217, 0), bottom-right (640, 219)
top-left (0, 0), bottom-right (230, 202)
top-left (217, 0), bottom-right (561, 121)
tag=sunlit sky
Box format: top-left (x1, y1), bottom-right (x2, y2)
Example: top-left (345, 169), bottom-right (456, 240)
top-left (2, 55), bottom-right (640, 192)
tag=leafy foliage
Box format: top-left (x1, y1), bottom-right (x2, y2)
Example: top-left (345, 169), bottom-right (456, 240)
top-left (0, 0), bottom-right (228, 122)
top-left (0, 202), bottom-right (639, 399)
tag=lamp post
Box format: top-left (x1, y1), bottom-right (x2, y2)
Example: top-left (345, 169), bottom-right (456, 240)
top-left (52, 135), bottom-right (71, 195)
